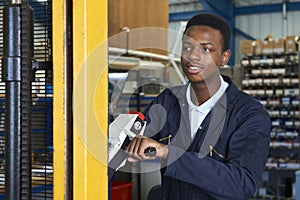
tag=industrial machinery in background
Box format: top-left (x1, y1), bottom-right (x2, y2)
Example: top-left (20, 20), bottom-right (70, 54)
top-left (0, 0), bottom-right (53, 199)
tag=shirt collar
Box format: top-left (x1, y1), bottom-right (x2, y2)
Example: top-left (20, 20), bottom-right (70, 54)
top-left (186, 75), bottom-right (229, 113)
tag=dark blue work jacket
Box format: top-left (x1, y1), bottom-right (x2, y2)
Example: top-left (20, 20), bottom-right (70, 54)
top-left (143, 75), bottom-right (271, 200)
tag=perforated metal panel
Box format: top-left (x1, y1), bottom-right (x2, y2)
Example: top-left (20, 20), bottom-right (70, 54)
top-left (0, 0), bottom-right (53, 199)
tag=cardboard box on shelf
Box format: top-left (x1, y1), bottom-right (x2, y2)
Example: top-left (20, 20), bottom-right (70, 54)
top-left (264, 34), bottom-right (274, 41)
top-left (262, 34), bottom-right (274, 55)
top-left (253, 40), bottom-right (264, 55)
top-left (285, 35), bottom-right (299, 53)
top-left (273, 38), bottom-right (285, 54)
top-left (262, 40), bottom-right (274, 54)
top-left (240, 40), bottom-right (254, 55)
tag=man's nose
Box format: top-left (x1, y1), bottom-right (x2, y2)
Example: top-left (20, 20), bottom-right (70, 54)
top-left (188, 47), bottom-right (201, 60)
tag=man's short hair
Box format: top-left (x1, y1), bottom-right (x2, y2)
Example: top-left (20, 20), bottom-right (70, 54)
top-left (184, 13), bottom-right (231, 52)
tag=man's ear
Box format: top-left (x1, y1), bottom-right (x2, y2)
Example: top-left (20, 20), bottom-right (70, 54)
top-left (221, 50), bottom-right (231, 66)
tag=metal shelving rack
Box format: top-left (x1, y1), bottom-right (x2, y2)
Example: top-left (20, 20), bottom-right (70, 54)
top-left (241, 52), bottom-right (300, 199)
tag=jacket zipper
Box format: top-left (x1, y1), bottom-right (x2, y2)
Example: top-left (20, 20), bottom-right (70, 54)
top-left (209, 145), bottom-right (227, 160)
top-left (159, 134), bottom-right (172, 144)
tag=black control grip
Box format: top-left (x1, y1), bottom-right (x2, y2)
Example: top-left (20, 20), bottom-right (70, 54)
top-left (144, 147), bottom-right (156, 157)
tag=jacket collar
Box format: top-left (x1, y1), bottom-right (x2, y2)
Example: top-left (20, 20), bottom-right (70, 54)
top-left (170, 75), bottom-right (239, 112)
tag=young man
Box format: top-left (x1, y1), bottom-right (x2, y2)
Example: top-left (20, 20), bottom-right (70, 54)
top-left (126, 13), bottom-right (271, 199)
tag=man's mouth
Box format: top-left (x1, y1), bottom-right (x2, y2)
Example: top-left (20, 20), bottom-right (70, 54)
top-left (185, 65), bottom-right (203, 74)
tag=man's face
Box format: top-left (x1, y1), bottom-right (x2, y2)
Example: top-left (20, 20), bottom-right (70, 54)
top-left (181, 25), bottom-right (230, 84)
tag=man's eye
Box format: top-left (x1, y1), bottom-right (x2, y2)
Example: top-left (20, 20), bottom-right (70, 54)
top-left (201, 47), bottom-right (212, 53)
top-left (182, 46), bottom-right (192, 51)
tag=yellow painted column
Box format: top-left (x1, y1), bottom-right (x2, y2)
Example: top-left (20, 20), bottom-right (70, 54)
top-left (53, 0), bottom-right (66, 199)
top-left (72, 0), bottom-right (108, 199)
top-left (53, 0), bottom-right (108, 199)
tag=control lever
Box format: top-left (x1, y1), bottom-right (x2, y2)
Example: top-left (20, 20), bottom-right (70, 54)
top-left (144, 147), bottom-right (156, 157)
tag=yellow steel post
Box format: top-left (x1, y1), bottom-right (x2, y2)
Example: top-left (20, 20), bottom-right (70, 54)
top-left (53, 0), bottom-right (66, 199)
top-left (73, 0), bottom-right (108, 199)
top-left (53, 0), bottom-right (108, 199)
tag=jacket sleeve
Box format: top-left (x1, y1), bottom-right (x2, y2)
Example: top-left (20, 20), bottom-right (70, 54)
top-left (163, 103), bottom-right (271, 200)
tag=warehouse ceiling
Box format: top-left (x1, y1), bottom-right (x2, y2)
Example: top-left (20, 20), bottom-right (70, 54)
top-left (169, 0), bottom-right (198, 4)
top-left (169, 0), bottom-right (300, 6)
top-left (233, 0), bottom-right (300, 6)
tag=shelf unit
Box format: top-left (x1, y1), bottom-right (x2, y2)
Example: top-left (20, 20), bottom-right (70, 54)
top-left (241, 52), bottom-right (300, 199)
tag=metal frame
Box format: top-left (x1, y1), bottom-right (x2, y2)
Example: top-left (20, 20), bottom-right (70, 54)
top-left (53, 0), bottom-right (108, 199)
top-left (2, 1), bottom-right (34, 199)
top-left (169, 2), bottom-right (300, 21)
top-left (234, 1), bottom-right (300, 15)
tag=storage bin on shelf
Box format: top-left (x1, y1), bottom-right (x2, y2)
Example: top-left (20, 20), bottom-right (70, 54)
top-left (111, 180), bottom-right (133, 200)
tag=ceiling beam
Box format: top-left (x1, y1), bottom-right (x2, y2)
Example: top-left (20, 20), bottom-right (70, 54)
top-left (169, 10), bottom-right (205, 22)
top-left (199, 0), bottom-right (235, 65)
top-left (199, 0), bottom-right (233, 20)
top-left (235, 28), bottom-right (256, 40)
top-left (235, 2), bottom-right (300, 15)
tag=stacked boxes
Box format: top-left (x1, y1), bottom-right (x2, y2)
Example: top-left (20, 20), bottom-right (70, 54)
top-left (240, 35), bottom-right (299, 56)
top-left (262, 34), bottom-right (275, 54)
top-left (240, 40), bottom-right (255, 55)
top-left (286, 35), bottom-right (300, 53)
top-left (254, 40), bottom-right (264, 55)
top-left (274, 38), bottom-right (285, 54)
top-left (241, 34), bottom-right (300, 200)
